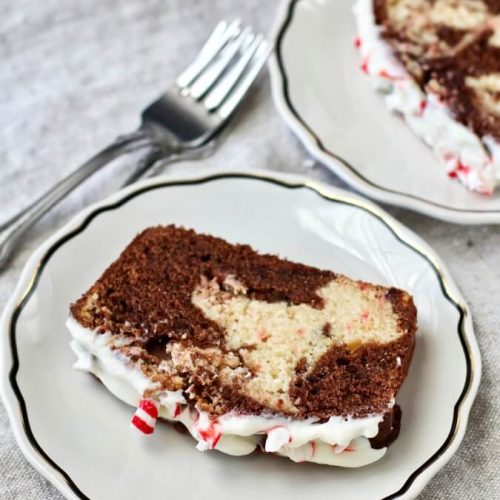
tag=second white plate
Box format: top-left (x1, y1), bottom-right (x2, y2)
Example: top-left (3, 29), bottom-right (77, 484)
top-left (269, 0), bottom-right (500, 224)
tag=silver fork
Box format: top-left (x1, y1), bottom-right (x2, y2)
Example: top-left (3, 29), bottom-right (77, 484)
top-left (0, 19), bottom-right (269, 270)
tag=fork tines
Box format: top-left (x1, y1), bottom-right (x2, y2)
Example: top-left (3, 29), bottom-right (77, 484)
top-left (176, 19), bottom-right (270, 118)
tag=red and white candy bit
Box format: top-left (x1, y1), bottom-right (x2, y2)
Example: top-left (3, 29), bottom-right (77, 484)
top-left (173, 403), bottom-right (182, 419)
top-left (418, 98), bottom-right (427, 116)
top-left (360, 56), bottom-right (369, 74)
top-left (448, 161), bottom-right (471, 179)
top-left (131, 398), bottom-right (159, 435)
top-left (197, 418), bottom-right (222, 449)
top-left (377, 69), bottom-right (405, 82)
top-left (331, 443), bottom-right (355, 454)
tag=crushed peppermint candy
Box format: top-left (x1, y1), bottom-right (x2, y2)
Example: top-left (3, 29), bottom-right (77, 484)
top-left (131, 398), bottom-right (159, 435)
top-left (195, 414), bottom-right (222, 449)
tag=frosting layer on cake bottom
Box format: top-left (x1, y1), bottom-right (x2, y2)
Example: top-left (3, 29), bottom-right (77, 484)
top-left (67, 316), bottom-right (387, 467)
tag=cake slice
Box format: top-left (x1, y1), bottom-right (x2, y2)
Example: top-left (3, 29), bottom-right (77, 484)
top-left (68, 225), bottom-right (416, 467)
top-left (353, 0), bottom-right (500, 194)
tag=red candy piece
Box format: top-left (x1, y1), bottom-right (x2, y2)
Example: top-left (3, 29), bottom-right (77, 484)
top-left (131, 398), bottom-right (159, 435)
top-left (173, 403), bottom-right (182, 419)
top-left (448, 162), bottom-right (472, 179)
top-left (139, 398), bottom-right (159, 419)
top-left (378, 69), bottom-right (404, 81)
top-left (198, 418), bottom-right (222, 449)
top-left (456, 162), bottom-right (471, 175)
top-left (361, 58), bottom-right (369, 74)
top-left (131, 415), bottom-right (155, 435)
top-left (419, 99), bottom-right (427, 115)
top-left (212, 432), bottom-right (222, 448)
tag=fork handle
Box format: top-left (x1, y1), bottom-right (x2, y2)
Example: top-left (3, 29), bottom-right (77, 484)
top-left (0, 129), bottom-right (152, 270)
top-left (122, 140), bottom-right (218, 187)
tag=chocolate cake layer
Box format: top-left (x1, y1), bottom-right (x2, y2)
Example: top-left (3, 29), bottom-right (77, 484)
top-left (71, 226), bottom-right (334, 344)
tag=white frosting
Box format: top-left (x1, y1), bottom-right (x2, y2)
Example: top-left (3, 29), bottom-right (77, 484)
top-left (353, 0), bottom-right (500, 194)
top-left (277, 437), bottom-right (384, 467)
top-left (67, 316), bottom-right (387, 467)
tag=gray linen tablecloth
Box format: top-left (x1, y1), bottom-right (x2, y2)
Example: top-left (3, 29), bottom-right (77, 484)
top-left (1, 1), bottom-right (498, 498)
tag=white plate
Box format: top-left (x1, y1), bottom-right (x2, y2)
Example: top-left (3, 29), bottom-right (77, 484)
top-left (0, 170), bottom-right (480, 500)
top-left (269, 0), bottom-right (500, 224)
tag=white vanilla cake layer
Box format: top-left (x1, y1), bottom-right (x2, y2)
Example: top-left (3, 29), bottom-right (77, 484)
top-left (192, 275), bottom-right (401, 413)
top-left (353, 0), bottom-right (500, 195)
top-left (67, 316), bottom-right (387, 467)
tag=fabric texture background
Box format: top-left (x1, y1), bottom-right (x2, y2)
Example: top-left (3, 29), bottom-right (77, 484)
top-left (0, 0), bottom-right (498, 498)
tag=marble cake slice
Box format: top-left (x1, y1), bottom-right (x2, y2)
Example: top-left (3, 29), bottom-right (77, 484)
top-left (68, 225), bottom-right (416, 467)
